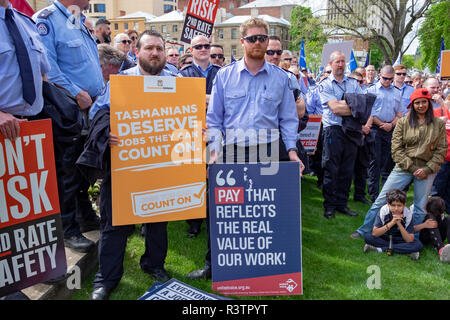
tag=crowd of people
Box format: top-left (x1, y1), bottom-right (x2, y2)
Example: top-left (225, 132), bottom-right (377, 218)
top-left (1, 0), bottom-right (449, 300)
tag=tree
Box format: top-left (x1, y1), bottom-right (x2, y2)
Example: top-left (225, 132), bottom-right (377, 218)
top-left (289, 6), bottom-right (328, 73)
top-left (324, 0), bottom-right (436, 65)
top-left (402, 54), bottom-right (415, 69)
top-left (417, 1), bottom-right (450, 71)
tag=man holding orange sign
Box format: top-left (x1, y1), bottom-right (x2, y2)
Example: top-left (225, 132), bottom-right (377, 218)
top-left (88, 30), bottom-right (190, 300)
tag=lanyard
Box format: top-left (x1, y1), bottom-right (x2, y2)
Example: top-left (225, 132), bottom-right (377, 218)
top-left (333, 80), bottom-right (347, 100)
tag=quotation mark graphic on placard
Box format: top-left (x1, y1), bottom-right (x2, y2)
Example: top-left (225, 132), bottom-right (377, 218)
top-left (215, 170), bottom-right (236, 186)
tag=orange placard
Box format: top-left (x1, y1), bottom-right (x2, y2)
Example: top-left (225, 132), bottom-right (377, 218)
top-left (441, 50), bottom-right (450, 80)
top-left (110, 75), bottom-right (206, 225)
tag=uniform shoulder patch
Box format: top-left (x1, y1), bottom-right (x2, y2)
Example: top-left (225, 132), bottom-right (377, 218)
top-left (36, 22), bottom-right (50, 35)
top-left (37, 8), bottom-right (55, 19)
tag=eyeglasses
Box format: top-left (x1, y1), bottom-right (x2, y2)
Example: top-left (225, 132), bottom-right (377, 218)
top-left (192, 44), bottom-right (210, 50)
top-left (395, 72), bottom-right (407, 76)
top-left (405, 81), bottom-right (413, 85)
top-left (266, 49), bottom-right (282, 56)
top-left (283, 58), bottom-right (292, 61)
top-left (121, 40), bottom-right (132, 44)
top-left (168, 54), bottom-right (179, 57)
top-left (242, 34), bottom-right (268, 43)
top-left (210, 54), bottom-right (224, 59)
top-left (130, 36), bottom-right (137, 41)
top-left (325, 70), bottom-right (332, 74)
top-left (357, 79), bottom-right (364, 84)
top-left (382, 76), bottom-right (394, 81)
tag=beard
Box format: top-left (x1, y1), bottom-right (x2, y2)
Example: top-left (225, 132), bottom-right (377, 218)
top-left (102, 32), bottom-right (111, 44)
top-left (139, 56), bottom-right (166, 75)
top-left (246, 45), bottom-right (266, 60)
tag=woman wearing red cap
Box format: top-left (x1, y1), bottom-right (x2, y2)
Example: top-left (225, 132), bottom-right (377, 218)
top-left (351, 88), bottom-right (447, 258)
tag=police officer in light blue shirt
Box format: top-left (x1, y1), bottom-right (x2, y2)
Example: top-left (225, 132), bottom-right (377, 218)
top-left (34, 0), bottom-right (103, 251)
top-left (318, 50), bottom-right (362, 219)
top-left (365, 65), bottom-right (403, 202)
top-left (34, 0), bottom-right (103, 109)
top-left (393, 65), bottom-right (414, 115)
top-left (0, 0), bottom-right (50, 140)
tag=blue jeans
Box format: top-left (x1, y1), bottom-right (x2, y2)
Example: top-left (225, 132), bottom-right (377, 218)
top-left (357, 166), bottom-right (436, 239)
top-left (364, 234), bottom-right (423, 254)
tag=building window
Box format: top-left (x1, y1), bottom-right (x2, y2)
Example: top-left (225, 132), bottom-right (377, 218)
top-left (230, 3), bottom-right (234, 9)
top-left (231, 28), bottom-right (237, 39)
top-left (162, 25), bottom-right (167, 33)
top-left (218, 29), bottom-right (223, 40)
top-left (164, 4), bottom-right (174, 13)
top-left (231, 45), bottom-right (237, 56)
top-left (134, 22), bottom-right (139, 31)
top-left (172, 25), bottom-right (177, 32)
top-left (151, 26), bottom-right (156, 31)
top-left (94, 4), bottom-right (106, 13)
top-left (270, 27), bottom-right (275, 36)
top-left (114, 23), bottom-right (118, 30)
top-left (124, 23), bottom-right (128, 30)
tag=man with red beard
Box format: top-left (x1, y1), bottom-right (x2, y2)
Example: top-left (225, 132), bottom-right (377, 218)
top-left (187, 18), bottom-right (303, 280)
top-left (87, 30), bottom-right (176, 300)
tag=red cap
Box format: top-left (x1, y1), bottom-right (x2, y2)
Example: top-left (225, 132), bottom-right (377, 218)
top-left (407, 88), bottom-right (432, 109)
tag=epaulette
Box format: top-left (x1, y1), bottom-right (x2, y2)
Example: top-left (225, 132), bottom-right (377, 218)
top-left (37, 8), bottom-right (55, 19)
top-left (14, 9), bottom-right (35, 24)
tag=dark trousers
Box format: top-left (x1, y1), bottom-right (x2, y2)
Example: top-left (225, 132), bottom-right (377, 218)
top-left (368, 127), bottom-right (395, 200)
top-left (93, 155), bottom-right (167, 289)
top-left (353, 136), bottom-right (374, 200)
top-left (309, 126), bottom-right (324, 187)
top-left (420, 216), bottom-right (449, 251)
top-left (432, 161), bottom-right (450, 214)
top-left (364, 233), bottom-right (423, 254)
top-left (322, 126), bottom-right (358, 210)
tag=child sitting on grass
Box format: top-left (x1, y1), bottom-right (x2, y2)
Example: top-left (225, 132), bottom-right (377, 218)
top-left (363, 189), bottom-right (423, 260)
top-left (414, 196), bottom-right (450, 263)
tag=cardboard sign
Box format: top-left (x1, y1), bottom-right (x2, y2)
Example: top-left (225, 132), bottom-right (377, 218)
top-left (440, 50), bottom-right (450, 80)
top-left (320, 40), bottom-right (354, 68)
top-left (139, 278), bottom-right (230, 300)
top-left (110, 76), bottom-right (206, 226)
top-left (209, 162), bottom-right (302, 296)
top-left (0, 120), bottom-right (66, 297)
top-left (299, 115), bottom-right (322, 155)
top-left (181, 0), bottom-right (220, 43)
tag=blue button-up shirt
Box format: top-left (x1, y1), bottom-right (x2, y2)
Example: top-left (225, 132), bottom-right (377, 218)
top-left (206, 59), bottom-right (299, 151)
top-left (365, 81), bottom-right (402, 122)
top-left (319, 74), bottom-right (363, 127)
top-left (89, 66), bottom-right (174, 120)
top-left (0, 4), bottom-right (50, 116)
top-left (396, 83), bottom-right (414, 115)
top-left (305, 84), bottom-right (323, 115)
top-left (34, 0), bottom-right (103, 98)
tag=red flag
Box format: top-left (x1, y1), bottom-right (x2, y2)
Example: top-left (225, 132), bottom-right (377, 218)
top-left (10, 0), bottom-right (35, 17)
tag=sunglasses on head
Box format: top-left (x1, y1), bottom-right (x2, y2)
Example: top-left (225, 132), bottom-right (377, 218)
top-left (395, 72), bottom-right (407, 76)
top-left (210, 54), bottom-right (224, 59)
top-left (121, 40), bottom-right (132, 44)
top-left (243, 34), bottom-right (268, 43)
top-left (382, 76), bottom-right (394, 81)
top-left (266, 49), bottom-right (282, 56)
top-left (193, 44), bottom-right (210, 50)
top-left (168, 54), bottom-right (179, 57)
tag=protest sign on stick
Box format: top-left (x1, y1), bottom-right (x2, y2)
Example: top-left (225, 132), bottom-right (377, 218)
top-left (181, 0), bottom-right (220, 44)
top-left (0, 120), bottom-right (66, 297)
top-left (299, 115), bottom-right (322, 155)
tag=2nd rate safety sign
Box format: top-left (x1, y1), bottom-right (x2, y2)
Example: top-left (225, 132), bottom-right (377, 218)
top-left (181, 0), bottom-right (220, 43)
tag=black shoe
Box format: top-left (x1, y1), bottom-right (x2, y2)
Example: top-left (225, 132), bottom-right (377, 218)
top-left (43, 273), bottom-right (70, 285)
top-left (354, 197), bottom-right (372, 205)
top-left (143, 267), bottom-right (170, 282)
top-left (187, 266), bottom-right (211, 280)
top-left (90, 286), bottom-right (113, 300)
top-left (79, 216), bottom-right (100, 233)
top-left (64, 234), bottom-right (95, 253)
top-left (188, 226), bottom-right (200, 238)
top-left (323, 209), bottom-right (335, 219)
top-left (336, 207), bottom-right (358, 217)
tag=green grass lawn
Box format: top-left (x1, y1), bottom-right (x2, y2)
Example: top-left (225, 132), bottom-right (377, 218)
top-left (72, 175), bottom-right (449, 300)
